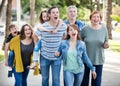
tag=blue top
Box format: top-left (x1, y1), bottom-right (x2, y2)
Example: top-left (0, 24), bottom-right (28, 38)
top-left (64, 20), bottom-right (85, 33)
top-left (58, 40), bottom-right (95, 72)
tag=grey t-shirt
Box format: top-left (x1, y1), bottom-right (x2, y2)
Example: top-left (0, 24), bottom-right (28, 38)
top-left (81, 24), bottom-right (108, 65)
top-left (20, 40), bottom-right (34, 66)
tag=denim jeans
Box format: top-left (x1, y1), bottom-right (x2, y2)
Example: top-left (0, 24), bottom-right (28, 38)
top-left (81, 64), bottom-right (103, 86)
top-left (13, 66), bottom-right (29, 86)
top-left (8, 50), bottom-right (14, 67)
top-left (64, 71), bottom-right (84, 86)
top-left (40, 55), bottom-right (61, 86)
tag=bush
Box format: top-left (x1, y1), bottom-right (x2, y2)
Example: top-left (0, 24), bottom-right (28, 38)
top-left (109, 40), bottom-right (120, 53)
top-left (111, 15), bottom-right (120, 23)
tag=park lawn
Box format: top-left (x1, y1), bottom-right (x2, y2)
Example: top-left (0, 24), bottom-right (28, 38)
top-left (0, 54), bottom-right (4, 61)
top-left (115, 28), bottom-right (120, 32)
top-left (109, 39), bottom-right (120, 53)
top-left (116, 29), bottom-right (120, 32)
top-left (0, 48), bottom-right (4, 62)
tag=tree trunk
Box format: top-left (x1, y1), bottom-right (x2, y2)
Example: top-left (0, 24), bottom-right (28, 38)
top-left (0, 0), bottom-right (6, 17)
top-left (106, 0), bottom-right (112, 39)
top-left (95, 0), bottom-right (100, 11)
top-left (2, 0), bottom-right (12, 50)
top-left (5, 0), bottom-right (12, 36)
top-left (30, 0), bottom-right (35, 27)
top-left (90, 0), bottom-right (93, 12)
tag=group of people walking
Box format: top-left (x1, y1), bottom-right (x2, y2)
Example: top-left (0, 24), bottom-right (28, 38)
top-left (4, 5), bottom-right (109, 86)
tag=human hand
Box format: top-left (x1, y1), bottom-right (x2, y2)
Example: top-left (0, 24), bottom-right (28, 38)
top-left (51, 29), bottom-right (58, 34)
top-left (103, 42), bottom-right (109, 49)
top-left (92, 71), bottom-right (97, 79)
top-left (38, 25), bottom-right (52, 33)
top-left (47, 30), bottom-right (53, 33)
top-left (27, 62), bottom-right (37, 70)
top-left (54, 51), bottom-right (60, 57)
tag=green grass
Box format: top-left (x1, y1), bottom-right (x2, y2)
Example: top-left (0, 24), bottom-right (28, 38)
top-left (0, 47), bottom-right (5, 62)
top-left (0, 54), bottom-right (4, 61)
top-left (115, 29), bottom-right (120, 32)
top-left (109, 39), bottom-right (120, 53)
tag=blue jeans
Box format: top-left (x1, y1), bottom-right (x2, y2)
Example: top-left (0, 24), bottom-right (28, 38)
top-left (64, 71), bottom-right (84, 86)
top-left (8, 50), bottom-right (14, 67)
top-left (13, 66), bottom-right (29, 86)
top-left (40, 55), bottom-right (61, 86)
top-left (81, 64), bottom-right (103, 86)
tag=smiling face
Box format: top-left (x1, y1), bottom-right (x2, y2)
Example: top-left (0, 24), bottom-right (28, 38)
top-left (90, 13), bottom-right (101, 25)
top-left (20, 24), bottom-right (33, 40)
top-left (48, 7), bottom-right (59, 23)
top-left (10, 27), bottom-right (18, 37)
top-left (90, 11), bottom-right (102, 25)
top-left (24, 25), bottom-right (32, 38)
top-left (8, 24), bottom-right (18, 37)
top-left (42, 12), bottom-right (49, 22)
top-left (39, 10), bottom-right (49, 23)
top-left (68, 26), bottom-right (78, 39)
top-left (67, 6), bottom-right (77, 20)
top-left (65, 24), bottom-right (81, 40)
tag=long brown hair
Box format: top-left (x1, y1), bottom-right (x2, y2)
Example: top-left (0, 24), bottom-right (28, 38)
top-left (64, 24), bottom-right (81, 40)
top-left (39, 9), bottom-right (48, 23)
top-left (20, 24), bottom-right (33, 40)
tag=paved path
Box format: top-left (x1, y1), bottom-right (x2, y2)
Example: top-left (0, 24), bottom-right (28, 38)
top-left (0, 49), bottom-right (120, 86)
top-left (102, 49), bottom-right (120, 86)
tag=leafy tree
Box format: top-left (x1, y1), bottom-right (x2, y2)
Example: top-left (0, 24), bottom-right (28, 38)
top-left (113, 0), bottom-right (120, 6)
top-left (112, 5), bottom-right (120, 17)
top-left (111, 15), bottom-right (120, 22)
top-left (21, 0), bottom-right (30, 14)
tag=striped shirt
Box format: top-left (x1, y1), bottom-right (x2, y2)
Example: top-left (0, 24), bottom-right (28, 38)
top-left (36, 22), bottom-right (67, 60)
